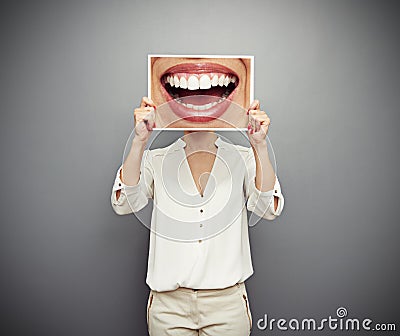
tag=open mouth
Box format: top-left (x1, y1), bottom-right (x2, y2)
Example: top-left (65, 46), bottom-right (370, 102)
top-left (160, 63), bottom-right (239, 122)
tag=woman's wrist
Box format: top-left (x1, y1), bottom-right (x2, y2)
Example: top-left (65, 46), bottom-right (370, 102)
top-left (251, 139), bottom-right (268, 153)
top-left (132, 136), bottom-right (148, 149)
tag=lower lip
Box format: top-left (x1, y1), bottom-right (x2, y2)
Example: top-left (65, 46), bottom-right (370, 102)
top-left (160, 85), bottom-right (236, 123)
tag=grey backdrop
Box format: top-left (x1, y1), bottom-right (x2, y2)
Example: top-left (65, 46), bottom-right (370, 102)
top-left (1, 0), bottom-right (399, 335)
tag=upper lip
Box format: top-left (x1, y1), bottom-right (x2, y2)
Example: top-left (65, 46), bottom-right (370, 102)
top-left (163, 62), bottom-right (238, 75)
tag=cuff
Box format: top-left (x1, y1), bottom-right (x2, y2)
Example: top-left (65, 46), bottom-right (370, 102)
top-left (268, 176), bottom-right (284, 216)
top-left (111, 165), bottom-right (142, 205)
top-left (250, 175), bottom-right (284, 219)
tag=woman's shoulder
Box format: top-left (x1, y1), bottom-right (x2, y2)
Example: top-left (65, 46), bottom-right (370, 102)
top-left (217, 138), bottom-right (251, 154)
top-left (146, 138), bottom-right (184, 157)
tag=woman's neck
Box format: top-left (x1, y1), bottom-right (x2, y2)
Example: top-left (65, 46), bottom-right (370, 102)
top-left (182, 131), bottom-right (218, 151)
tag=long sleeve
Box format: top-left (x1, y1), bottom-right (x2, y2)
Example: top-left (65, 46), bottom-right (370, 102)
top-left (110, 149), bottom-right (154, 215)
top-left (244, 147), bottom-right (284, 220)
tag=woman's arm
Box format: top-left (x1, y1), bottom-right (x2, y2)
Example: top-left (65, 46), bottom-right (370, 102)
top-left (252, 142), bottom-right (279, 211)
top-left (246, 99), bottom-right (284, 218)
top-left (111, 97), bottom-right (156, 215)
top-left (120, 97), bottom-right (156, 189)
top-left (116, 136), bottom-right (147, 201)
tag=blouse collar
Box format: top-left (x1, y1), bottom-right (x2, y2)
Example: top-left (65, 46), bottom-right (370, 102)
top-left (174, 135), bottom-right (224, 150)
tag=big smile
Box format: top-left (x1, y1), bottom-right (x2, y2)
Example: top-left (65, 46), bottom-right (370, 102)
top-left (160, 63), bottom-right (239, 123)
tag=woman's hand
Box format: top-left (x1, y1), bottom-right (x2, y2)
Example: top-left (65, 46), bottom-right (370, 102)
top-left (134, 97), bottom-right (157, 143)
top-left (247, 100), bottom-right (271, 147)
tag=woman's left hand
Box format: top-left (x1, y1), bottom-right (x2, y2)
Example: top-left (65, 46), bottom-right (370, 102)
top-left (247, 100), bottom-right (271, 146)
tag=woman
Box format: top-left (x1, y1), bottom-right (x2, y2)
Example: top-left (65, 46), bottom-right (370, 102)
top-left (111, 97), bottom-right (284, 335)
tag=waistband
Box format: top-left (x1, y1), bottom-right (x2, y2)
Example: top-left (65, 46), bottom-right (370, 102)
top-left (155, 282), bottom-right (245, 296)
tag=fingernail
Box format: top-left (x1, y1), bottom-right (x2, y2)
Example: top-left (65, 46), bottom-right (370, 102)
top-left (153, 105), bottom-right (157, 110)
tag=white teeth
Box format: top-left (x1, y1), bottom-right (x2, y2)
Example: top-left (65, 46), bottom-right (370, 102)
top-left (199, 75), bottom-right (211, 89)
top-left (218, 75), bottom-right (225, 87)
top-left (167, 74), bottom-right (237, 90)
top-left (179, 77), bottom-right (187, 89)
top-left (174, 75), bottom-right (180, 88)
top-left (177, 100), bottom-right (222, 110)
top-left (188, 75), bottom-right (200, 90)
top-left (224, 76), bottom-right (230, 86)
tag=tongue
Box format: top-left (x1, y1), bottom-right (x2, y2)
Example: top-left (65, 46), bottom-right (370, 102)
top-left (181, 95), bottom-right (221, 105)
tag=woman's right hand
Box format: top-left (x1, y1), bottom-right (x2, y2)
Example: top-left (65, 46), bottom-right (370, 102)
top-left (134, 97), bottom-right (157, 143)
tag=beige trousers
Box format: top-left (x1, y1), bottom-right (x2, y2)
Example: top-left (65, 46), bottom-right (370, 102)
top-left (146, 282), bottom-right (252, 336)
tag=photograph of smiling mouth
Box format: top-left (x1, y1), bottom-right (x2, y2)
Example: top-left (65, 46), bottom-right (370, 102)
top-left (160, 63), bottom-right (239, 120)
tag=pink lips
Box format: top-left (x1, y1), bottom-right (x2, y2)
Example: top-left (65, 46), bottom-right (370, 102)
top-left (160, 63), bottom-right (239, 123)
top-left (167, 96), bottom-right (233, 123)
top-left (164, 62), bottom-right (238, 75)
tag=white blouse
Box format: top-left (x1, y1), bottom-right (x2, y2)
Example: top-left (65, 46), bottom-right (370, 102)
top-left (111, 136), bottom-right (284, 292)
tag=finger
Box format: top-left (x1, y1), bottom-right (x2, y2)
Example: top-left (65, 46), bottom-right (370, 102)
top-left (143, 119), bottom-right (154, 132)
top-left (247, 120), bottom-right (255, 135)
top-left (247, 110), bottom-right (256, 121)
top-left (143, 109), bottom-right (156, 129)
top-left (248, 109), bottom-right (266, 117)
top-left (247, 121), bottom-right (252, 132)
top-left (260, 124), bottom-right (269, 136)
top-left (251, 119), bottom-right (257, 134)
top-left (141, 107), bottom-right (156, 125)
top-left (140, 97), bottom-right (157, 109)
top-left (247, 99), bottom-right (260, 112)
top-left (254, 118), bottom-right (260, 133)
top-left (256, 116), bottom-right (270, 124)
top-left (249, 111), bottom-right (269, 128)
top-left (249, 109), bottom-right (267, 116)
top-left (248, 111), bottom-right (260, 131)
top-left (140, 97), bottom-right (155, 108)
top-left (261, 117), bottom-right (271, 127)
top-left (143, 106), bottom-right (155, 113)
top-left (249, 114), bottom-right (269, 122)
top-left (249, 113), bottom-right (256, 131)
top-left (135, 107), bottom-right (154, 119)
top-left (134, 110), bottom-right (150, 123)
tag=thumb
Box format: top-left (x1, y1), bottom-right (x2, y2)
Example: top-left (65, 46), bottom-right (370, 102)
top-left (247, 100), bottom-right (260, 111)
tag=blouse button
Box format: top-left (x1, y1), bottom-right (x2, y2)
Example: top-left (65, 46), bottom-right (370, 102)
top-left (200, 209), bottom-right (203, 213)
top-left (198, 240), bottom-right (202, 243)
top-left (200, 224), bottom-right (203, 228)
